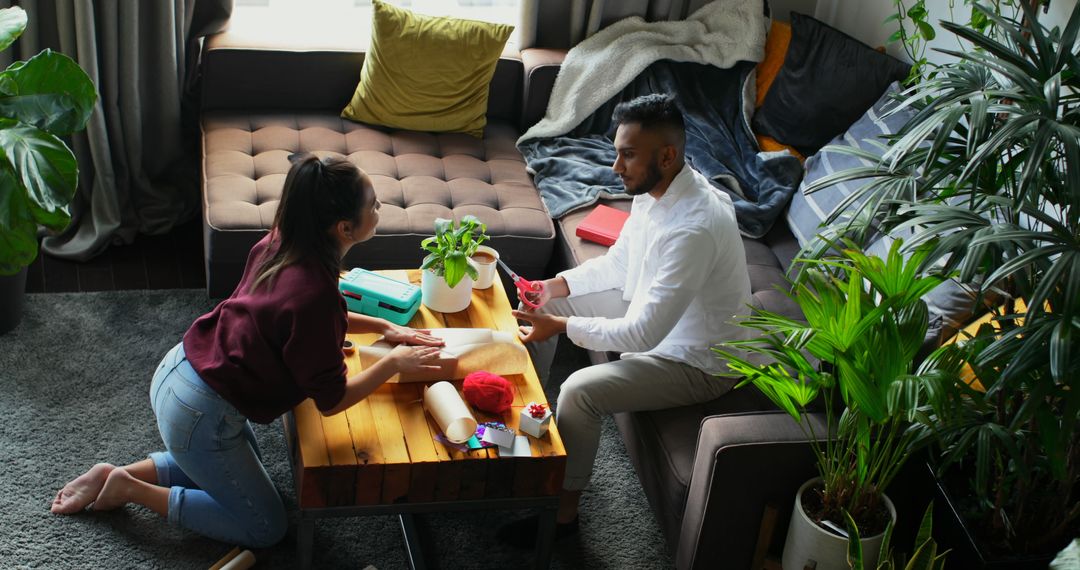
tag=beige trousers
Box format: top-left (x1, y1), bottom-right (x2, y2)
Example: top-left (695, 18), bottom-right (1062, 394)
top-left (528, 291), bottom-right (735, 491)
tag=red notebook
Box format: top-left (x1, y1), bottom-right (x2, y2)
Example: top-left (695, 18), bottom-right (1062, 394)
top-left (576, 204), bottom-right (630, 247)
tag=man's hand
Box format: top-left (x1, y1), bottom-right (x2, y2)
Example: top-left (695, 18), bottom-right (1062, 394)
top-left (387, 345), bottom-right (443, 374)
top-left (512, 310), bottom-right (567, 344)
top-left (517, 277), bottom-right (570, 312)
top-left (382, 323), bottom-right (445, 347)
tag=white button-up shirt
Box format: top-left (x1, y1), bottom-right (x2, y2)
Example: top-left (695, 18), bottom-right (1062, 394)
top-left (559, 164), bottom-right (753, 375)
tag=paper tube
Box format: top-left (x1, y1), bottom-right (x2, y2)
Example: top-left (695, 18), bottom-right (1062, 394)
top-left (209, 547), bottom-right (241, 570)
top-left (357, 328), bottom-right (527, 382)
top-left (424, 381), bottom-right (478, 443)
top-left (219, 550), bottom-right (255, 570)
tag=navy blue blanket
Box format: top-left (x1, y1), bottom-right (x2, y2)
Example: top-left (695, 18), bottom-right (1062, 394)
top-left (519, 60), bottom-right (804, 238)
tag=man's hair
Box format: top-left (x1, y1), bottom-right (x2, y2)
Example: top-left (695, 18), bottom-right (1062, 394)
top-left (611, 93), bottom-right (685, 140)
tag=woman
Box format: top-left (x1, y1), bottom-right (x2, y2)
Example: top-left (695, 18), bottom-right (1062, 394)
top-left (50, 154), bottom-right (443, 548)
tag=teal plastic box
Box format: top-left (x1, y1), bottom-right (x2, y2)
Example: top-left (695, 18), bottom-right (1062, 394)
top-left (338, 268), bottom-right (421, 326)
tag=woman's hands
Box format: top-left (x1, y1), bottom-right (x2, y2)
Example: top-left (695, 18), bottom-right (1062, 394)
top-left (387, 345), bottom-right (443, 374)
top-left (382, 323), bottom-right (444, 374)
top-left (327, 341), bottom-right (441, 416)
top-left (382, 322), bottom-right (445, 347)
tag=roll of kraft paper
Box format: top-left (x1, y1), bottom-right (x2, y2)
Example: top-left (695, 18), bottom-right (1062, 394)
top-left (424, 381), bottom-right (478, 444)
top-left (210, 548), bottom-right (256, 570)
top-left (221, 550), bottom-right (255, 570)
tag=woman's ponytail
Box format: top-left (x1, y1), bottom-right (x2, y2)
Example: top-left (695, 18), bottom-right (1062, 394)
top-left (249, 154), bottom-right (369, 293)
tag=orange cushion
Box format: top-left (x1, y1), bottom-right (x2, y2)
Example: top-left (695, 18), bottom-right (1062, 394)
top-left (754, 21), bottom-right (801, 161)
top-left (950, 299), bottom-right (1034, 392)
top-left (756, 134), bottom-right (804, 161)
top-left (755, 20), bottom-right (792, 108)
top-left (953, 310), bottom-right (994, 391)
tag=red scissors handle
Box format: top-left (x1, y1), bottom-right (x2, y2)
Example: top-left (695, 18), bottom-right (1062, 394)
top-left (496, 259), bottom-right (546, 309)
top-left (516, 278), bottom-right (546, 309)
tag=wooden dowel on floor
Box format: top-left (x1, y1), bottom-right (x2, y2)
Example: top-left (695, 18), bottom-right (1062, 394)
top-left (209, 547), bottom-right (241, 570)
top-left (219, 550), bottom-right (255, 570)
top-left (751, 503), bottom-right (779, 569)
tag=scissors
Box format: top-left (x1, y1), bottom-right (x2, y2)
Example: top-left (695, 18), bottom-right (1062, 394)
top-left (496, 258), bottom-right (546, 309)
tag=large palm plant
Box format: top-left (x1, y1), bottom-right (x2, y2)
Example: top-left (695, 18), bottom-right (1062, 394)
top-left (714, 242), bottom-right (963, 534)
top-left (801, 2), bottom-right (1080, 556)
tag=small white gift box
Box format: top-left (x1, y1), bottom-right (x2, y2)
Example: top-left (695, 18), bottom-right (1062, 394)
top-left (519, 402), bottom-right (552, 438)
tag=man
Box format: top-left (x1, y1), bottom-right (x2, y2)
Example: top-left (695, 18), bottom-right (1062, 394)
top-left (497, 93), bottom-right (753, 546)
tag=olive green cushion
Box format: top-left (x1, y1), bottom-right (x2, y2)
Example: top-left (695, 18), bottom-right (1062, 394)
top-left (341, 0), bottom-right (513, 137)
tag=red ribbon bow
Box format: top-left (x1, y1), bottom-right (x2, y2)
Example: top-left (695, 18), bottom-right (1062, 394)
top-left (527, 403), bottom-right (548, 419)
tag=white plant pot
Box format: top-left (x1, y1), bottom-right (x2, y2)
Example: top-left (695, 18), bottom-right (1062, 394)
top-left (782, 477), bottom-right (896, 570)
top-left (421, 269), bottom-right (473, 313)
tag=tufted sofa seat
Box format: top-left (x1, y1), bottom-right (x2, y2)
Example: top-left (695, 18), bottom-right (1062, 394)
top-left (199, 31), bottom-right (561, 296)
top-left (202, 114), bottom-right (553, 296)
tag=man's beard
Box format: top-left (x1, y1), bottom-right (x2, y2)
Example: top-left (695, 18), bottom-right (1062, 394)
top-left (623, 157), bottom-right (663, 196)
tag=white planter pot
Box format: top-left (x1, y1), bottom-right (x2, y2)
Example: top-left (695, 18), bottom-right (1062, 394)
top-left (782, 477), bottom-right (896, 570)
top-left (421, 269), bottom-right (473, 313)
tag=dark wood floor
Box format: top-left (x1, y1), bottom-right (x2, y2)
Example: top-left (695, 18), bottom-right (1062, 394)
top-left (24, 218), bottom-right (206, 293)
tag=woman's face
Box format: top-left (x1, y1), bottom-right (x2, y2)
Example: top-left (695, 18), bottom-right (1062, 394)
top-left (353, 182), bottom-right (380, 243)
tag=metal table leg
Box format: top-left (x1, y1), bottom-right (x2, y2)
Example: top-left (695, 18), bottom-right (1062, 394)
top-left (399, 513), bottom-right (427, 570)
top-left (298, 515), bottom-right (315, 570)
top-left (533, 505), bottom-right (559, 570)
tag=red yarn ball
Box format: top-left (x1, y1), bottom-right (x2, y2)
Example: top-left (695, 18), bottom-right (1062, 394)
top-left (462, 371), bottom-right (513, 414)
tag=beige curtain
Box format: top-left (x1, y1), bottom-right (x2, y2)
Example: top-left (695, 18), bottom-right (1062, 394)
top-left (518, 0), bottom-right (714, 48)
top-left (0, 0), bottom-right (231, 261)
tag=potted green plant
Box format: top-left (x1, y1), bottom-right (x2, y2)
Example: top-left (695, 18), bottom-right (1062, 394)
top-left (0, 6), bottom-right (96, 334)
top-left (419, 215), bottom-right (488, 312)
top-left (848, 503), bottom-right (949, 570)
top-left (802, 2), bottom-right (1080, 564)
top-left (714, 241), bottom-right (963, 569)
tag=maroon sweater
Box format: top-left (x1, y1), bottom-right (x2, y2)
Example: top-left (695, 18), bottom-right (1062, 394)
top-left (184, 234), bottom-right (348, 424)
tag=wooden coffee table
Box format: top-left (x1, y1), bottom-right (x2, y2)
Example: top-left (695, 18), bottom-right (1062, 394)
top-left (283, 270), bottom-right (567, 569)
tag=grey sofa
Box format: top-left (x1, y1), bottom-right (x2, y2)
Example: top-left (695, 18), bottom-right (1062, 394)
top-left (199, 32), bottom-right (564, 297)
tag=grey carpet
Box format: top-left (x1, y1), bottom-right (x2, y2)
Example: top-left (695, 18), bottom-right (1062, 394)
top-left (0, 290), bottom-right (673, 569)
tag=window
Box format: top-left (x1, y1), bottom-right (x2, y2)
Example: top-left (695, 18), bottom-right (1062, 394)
top-left (232, 0), bottom-right (521, 49)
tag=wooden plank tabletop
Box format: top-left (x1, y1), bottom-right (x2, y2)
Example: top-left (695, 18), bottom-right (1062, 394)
top-left (289, 270), bottom-right (567, 508)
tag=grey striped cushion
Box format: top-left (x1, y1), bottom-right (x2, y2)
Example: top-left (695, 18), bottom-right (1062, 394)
top-left (784, 82), bottom-right (979, 345)
top-left (785, 82), bottom-right (913, 247)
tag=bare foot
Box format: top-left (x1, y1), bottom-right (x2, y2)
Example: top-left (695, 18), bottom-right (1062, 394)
top-left (51, 463), bottom-right (116, 515)
top-left (92, 467), bottom-right (137, 511)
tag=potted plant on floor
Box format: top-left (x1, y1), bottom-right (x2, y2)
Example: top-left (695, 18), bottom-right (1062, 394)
top-left (801, 2), bottom-right (1080, 565)
top-left (714, 241), bottom-right (965, 569)
top-left (419, 215), bottom-right (488, 313)
top-left (848, 503), bottom-right (949, 569)
top-left (0, 6), bottom-right (97, 334)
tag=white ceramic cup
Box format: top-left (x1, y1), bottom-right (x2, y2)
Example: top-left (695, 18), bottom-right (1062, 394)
top-left (471, 245), bottom-right (499, 289)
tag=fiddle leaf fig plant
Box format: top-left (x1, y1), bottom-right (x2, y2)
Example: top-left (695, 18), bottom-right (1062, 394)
top-left (420, 215), bottom-right (489, 288)
top-left (0, 6), bottom-right (97, 275)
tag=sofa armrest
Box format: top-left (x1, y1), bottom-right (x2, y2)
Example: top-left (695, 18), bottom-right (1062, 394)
top-left (520, 48), bottom-right (566, 132)
top-left (675, 411), bottom-right (826, 570)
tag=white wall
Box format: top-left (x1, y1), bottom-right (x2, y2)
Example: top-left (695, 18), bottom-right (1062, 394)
top-left (813, 0), bottom-right (1078, 64)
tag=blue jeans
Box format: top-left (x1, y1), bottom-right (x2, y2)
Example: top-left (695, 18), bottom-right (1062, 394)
top-left (148, 342), bottom-right (287, 547)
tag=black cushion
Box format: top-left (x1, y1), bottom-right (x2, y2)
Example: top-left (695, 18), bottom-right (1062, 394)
top-left (751, 12), bottom-right (911, 156)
